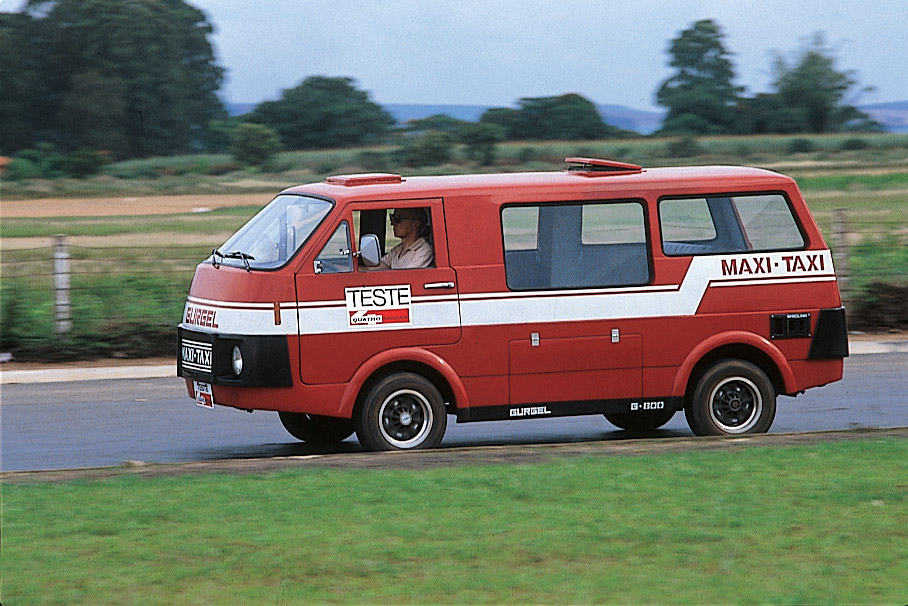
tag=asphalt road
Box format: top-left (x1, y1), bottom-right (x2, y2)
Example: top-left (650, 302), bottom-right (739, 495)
top-left (2, 353), bottom-right (906, 472)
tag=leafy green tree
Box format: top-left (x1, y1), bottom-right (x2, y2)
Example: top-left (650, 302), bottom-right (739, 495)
top-left (459, 122), bottom-right (505, 165)
top-left (656, 19), bottom-right (742, 134)
top-left (0, 0), bottom-right (225, 157)
top-left (232, 123), bottom-right (283, 167)
top-left (772, 35), bottom-right (875, 133)
top-left (406, 114), bottom-right (467, 135)
top-left (401, 131), bottom-right (455, 167)
top-left (0, 12), bottom-right (54, 152)
top-left (479, 107), bottom-right (521, 136)
top-left (733, 94), bottom-right (808, 134)
top-left (481, 94), bottom-right (620, 140)
top-left (249, 77), bottom-right (395, 149)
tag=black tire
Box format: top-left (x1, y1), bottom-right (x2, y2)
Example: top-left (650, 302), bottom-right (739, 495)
top-left (605, 409), bottom-right (676, 433)
top-left (278, 411), bottom-right (354, 444)
top-left (355, 372), bottom-right (447, 451)
top-left (686, 359), bottom-right (776, 436)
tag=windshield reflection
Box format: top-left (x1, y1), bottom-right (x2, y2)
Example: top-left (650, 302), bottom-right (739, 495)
top-left (212, 195), bottom-right (333, 270)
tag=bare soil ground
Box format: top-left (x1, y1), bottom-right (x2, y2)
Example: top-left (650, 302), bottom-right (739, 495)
top-left (1, 193), bottom-right (272, 218)
top-left (4, 427), bottom-right (906, 483)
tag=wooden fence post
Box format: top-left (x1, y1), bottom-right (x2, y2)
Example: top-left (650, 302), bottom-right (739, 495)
top-left (54, 234), bottom-right (71, 335)
top-left (832, 209), bottom-right (851, 307)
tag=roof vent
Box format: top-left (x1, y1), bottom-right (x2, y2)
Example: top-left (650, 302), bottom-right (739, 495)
top-left (326, 173), bottom-right (403, 186)
top-left (566, 157), bottom-right (642, 176)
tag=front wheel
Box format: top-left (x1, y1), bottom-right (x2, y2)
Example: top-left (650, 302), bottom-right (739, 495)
top-left (686, 359), bottom-right (776, 436)
top-left (355, 372), bottom-right (447, 451)
top-left (279, 411), bottom-right (354, 444)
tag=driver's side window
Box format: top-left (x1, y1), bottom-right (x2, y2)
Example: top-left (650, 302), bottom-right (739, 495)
top-left (314, 221), bottom-right (352, 274)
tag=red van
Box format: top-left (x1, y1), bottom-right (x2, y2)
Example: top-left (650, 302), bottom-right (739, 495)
top-left (178, 158), bottom-right (848, 450)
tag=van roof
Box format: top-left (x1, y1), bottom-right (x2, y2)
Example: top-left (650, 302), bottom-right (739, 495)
top-left (283, 161), bottom-right (795, 201)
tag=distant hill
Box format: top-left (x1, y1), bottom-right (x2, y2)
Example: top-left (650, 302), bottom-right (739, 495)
top-left (596, 104), bottom-right (664, 135)
top-left (227, 100), bottom-right (907, 135)
top-left (225, 102), bottom-right (257, 117)
top-left (859, 101), bottom-right (908, 133)
top-left (383, 104), bottom-right (490, 124)
top-left (383, 103), bottom-right (664, 135)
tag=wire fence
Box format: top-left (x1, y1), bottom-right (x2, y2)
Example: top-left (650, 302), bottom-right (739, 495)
top-left (1, 210), bottom-right (905, 360)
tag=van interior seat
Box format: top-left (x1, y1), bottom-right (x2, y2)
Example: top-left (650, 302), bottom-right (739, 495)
top-left (662, 241), bottom-right (718, 255)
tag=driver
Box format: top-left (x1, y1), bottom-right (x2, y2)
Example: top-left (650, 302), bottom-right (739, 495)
top-left (375, 208), bottom-right (434, 270)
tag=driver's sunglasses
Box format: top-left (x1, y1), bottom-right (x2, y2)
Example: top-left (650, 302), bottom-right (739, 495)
top-left (389, 213), bottom-right (413, 224)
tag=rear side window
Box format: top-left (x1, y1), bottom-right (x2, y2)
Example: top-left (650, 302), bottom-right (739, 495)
top-left (660, 193), bottom-right (804, 256)
top-left (502, 201), bottom-right (650, 290)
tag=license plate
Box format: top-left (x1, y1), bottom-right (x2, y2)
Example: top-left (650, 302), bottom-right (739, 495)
top-left (182, 338), bottom-right (213, 374)
top-left (194, 381), bottom-right (215, 409)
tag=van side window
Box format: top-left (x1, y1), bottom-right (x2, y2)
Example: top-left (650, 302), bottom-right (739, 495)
top-left (661, 194), bottom-right (805, 255)
top-left (503, 201), bottom-right (650, 290)
top-left (314, 221), bottom-right (352, 274)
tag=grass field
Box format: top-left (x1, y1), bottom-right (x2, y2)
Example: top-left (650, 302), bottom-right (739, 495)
top-left (3, 437), bottom-right (906, 605)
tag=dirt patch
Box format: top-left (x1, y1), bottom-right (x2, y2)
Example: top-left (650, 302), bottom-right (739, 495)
top-left (0, 194), bottom-right (272, 218)
top-left (4, 427), bottom-right (906, 483)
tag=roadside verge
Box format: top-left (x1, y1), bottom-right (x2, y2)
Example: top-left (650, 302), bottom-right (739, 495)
top-left (3, 335), bottom-right (907, 385)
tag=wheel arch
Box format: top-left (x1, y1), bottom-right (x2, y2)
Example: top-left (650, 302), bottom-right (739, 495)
top-left (337, 348), bottom-right (467, 419)
top-left (673, 332), bottom-right (795, 409)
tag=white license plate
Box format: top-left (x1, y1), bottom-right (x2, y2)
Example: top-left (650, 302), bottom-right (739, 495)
top-left (194, 381), bottom-right (215, 409)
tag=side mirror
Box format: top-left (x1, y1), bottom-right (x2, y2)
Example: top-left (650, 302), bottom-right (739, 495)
top-left (359, 233), bottom-right (381, 267)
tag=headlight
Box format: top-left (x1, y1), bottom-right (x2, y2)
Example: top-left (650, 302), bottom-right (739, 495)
top-left (231, 345), bottom-right (243, 376)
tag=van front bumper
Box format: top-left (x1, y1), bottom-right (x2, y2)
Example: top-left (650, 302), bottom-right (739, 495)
top-left (178, 327), bottom-right (293, 387)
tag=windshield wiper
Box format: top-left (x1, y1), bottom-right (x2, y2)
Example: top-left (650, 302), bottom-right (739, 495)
top-left (210, 248), bottom-right (255, 271)
top-left (223, 250), bottom-right (255, 272)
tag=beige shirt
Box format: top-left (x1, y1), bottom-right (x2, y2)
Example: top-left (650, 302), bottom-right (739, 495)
top-left (378, 237), bottom-right (434, 269)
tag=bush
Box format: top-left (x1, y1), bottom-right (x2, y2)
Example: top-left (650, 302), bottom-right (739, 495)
top-left (3, 145), bottom-right (107, 179)
top-left (851, 281), bottom-right (908, 332)
top-left (788, 138), bottom-right (815, 154)
top-left (459, 123), bottom-right (504, 166)
top-left (840, 137), bottom-right (869, 151)
top-left (667, 136), bottom-right (702, 158)
top-left (356, 150), bottom-right (393, 172)
top-left (401, 131), bottom-right (455, 167)
top-left (231, 123), bottom-right (283, 167)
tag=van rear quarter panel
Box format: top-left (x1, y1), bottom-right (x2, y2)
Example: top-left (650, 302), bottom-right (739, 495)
top-left (439, 175), bottom-right (842, 408)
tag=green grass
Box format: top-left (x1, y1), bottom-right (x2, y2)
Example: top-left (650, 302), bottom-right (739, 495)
top-left (796, 172), bottom-right (908, 191)
top-left (3, 438), bottom-right (906, 605)
top-left (0, 272), bottom-right (191, 359)
top-left (0, 206), bottom-right (259, 239)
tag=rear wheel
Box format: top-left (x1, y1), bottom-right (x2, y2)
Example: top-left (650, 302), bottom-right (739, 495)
top-left (605, 409), bottom-right (675, 433)
top-left (278, 411), bottom-right (354, 444)
top-left (355, 372), bottom-right (447, 451)
top-left (686, 359), bottom-right (776, 436)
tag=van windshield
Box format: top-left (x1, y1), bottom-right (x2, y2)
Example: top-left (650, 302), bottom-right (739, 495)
top-left (212, 195), bottom-right (333, 270)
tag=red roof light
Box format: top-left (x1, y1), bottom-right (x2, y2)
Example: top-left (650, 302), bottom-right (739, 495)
top-left (326, 173), bottom-right (404, 187)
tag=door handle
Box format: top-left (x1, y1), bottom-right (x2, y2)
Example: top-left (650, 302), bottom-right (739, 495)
top-left (423, 281), bottom-right (455, 289)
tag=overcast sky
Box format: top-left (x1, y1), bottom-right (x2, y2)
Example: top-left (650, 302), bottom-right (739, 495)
top-left (4, 0), bottom-right (906, 110)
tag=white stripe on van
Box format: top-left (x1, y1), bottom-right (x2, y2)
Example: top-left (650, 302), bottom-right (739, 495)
top-left (181, 251), bottom-right (835, 336)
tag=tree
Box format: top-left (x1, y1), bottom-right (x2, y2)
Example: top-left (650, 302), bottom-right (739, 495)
top-left (232, 123), bottom-right (282, 167)
top-left (0, 0), bottom-right (226, 157)
top-left (772, 35), bottom-right (874, 133)
top-left (401, 131), bottom-right (455, 167)
top-left (405, 114), bottom-right (467, 135)
top-left (459, 123), bottom-right (505, 166)
top-left (249, 77), bottom-right (395, 149)
top-left (733, 94), bottom-right (807, 134)
top-left (481, 94), bottom-right (620, 140)
top-left (656, 19), bottom-right (742, 134)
